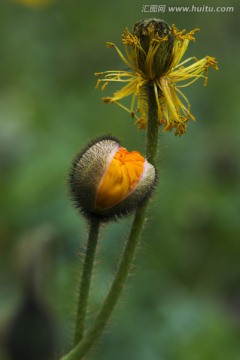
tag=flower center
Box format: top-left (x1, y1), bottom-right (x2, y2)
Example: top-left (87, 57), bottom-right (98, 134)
top-left (133, 19), bottom-right (174, 79)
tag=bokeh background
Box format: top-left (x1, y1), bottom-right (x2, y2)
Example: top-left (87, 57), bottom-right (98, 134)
top-left (0, 0), bottom-right (239, 359)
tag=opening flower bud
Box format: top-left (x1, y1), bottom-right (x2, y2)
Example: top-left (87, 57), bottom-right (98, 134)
top-left (69, 136), bottom-right (156, 222)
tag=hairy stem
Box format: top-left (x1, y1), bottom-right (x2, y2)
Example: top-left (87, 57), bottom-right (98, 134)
top-left (73, 218), bottom-right (100, 345)
top-left (145, 82), bottom-right (159, 163)
top-left (61, 82), bottom-right (159, 360)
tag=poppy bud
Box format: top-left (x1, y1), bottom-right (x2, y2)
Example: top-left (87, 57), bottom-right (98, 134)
top-left (69, 136), bottom-right (156, 222)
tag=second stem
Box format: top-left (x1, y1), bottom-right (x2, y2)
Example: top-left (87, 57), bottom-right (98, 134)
top-left (74, 218), bottom-right (100, 345)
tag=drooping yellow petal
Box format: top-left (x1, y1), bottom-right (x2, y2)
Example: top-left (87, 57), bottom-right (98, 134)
top-left (96, 148), bottom-right (145, 209)
top-left (95, 20), bottom-right (218, 136)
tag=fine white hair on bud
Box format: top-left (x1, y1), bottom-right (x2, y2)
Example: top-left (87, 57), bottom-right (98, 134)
top-left (69, 135), bottom-right (157, 222)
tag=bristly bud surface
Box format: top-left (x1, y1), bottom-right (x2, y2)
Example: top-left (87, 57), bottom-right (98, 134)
top-left (69, 136), bottom-right (157, 222)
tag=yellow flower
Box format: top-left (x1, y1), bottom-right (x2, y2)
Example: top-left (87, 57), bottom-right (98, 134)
top-left (69, 136), bottom-right (156, 222)
top-left (96, 19), bottom-right (218, 136)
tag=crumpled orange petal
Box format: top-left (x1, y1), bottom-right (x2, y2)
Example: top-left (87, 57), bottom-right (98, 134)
top-left (96, 148), bottom-right (144, 209)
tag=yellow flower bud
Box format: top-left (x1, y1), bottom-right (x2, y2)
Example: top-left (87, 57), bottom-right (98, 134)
top-left (69, 136), bottom-right (156, 221)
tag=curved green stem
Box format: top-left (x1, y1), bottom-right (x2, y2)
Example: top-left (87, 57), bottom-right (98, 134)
top-left (73, 218), bottom-right (100, 345)
top-left (61, 82), bottom-right (159, 360)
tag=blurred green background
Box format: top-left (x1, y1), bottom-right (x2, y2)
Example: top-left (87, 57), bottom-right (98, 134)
top-left (0, 0), bottom-right (240, 359)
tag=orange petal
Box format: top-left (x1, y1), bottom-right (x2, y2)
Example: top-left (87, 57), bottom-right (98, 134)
top-left (96, 148), bottom-right (145, 209)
